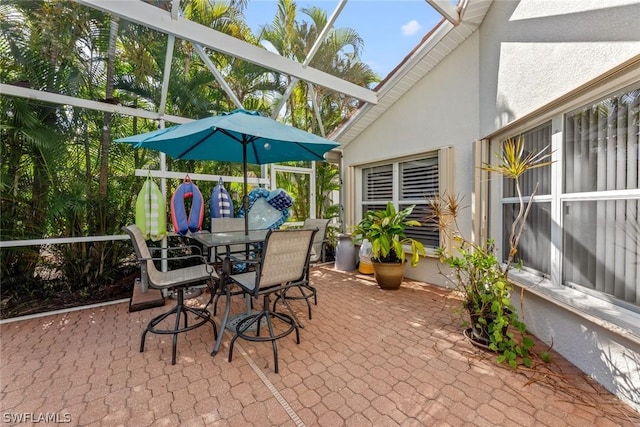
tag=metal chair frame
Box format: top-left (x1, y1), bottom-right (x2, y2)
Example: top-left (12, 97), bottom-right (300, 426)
top-left (305, 218), bottom-right (331, 264)
top-left (274, 219), bottom-right (329, 324)
top-left (226, 228), bottom-right (317, 373)
top-left (123, 224), bottom-right (218, 365)
top-left (208, 218), bottom-right (254, 316)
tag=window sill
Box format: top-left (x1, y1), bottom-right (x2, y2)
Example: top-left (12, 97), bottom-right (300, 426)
top-left (406, 247), bottom-right (440, 258)
top-left (508, 269), bottom-right (640, 347)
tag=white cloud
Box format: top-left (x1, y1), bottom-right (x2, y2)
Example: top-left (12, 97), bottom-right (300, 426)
top-left (401, 20), bottom-right (422, 36)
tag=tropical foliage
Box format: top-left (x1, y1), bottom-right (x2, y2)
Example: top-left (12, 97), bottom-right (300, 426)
top-left (0, 0), bottom-right (379, 318)
top-left (352, 202), bottom-right (426, 267)
top-left (428, 137), bottom-right (552, 368)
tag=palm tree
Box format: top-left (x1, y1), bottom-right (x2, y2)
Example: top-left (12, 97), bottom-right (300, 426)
top-left (315, 162), bottom-right (340, 219)
top-left (257, 0), bottom-right (377, 218)
top-left (0, 0), bottom-right (89, 283)
top-left (259, 1), bottom-right (379, 132)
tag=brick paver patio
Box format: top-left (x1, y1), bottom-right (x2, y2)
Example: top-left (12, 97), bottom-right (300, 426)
top-left (1, 265), bottom-right (638, 426)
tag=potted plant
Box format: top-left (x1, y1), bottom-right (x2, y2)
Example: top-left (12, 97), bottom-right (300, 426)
top-left (353, 202), bottom-right (427, 290)
top-left (428, 137), bottom-right (552, 368)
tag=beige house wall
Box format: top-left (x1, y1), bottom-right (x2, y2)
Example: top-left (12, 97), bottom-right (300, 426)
top-left (342, 32), bottom-right (480, 287)
top-left (341, 0), bottom-right (640, 411)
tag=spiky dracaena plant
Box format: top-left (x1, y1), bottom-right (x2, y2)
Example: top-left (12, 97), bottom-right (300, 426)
top-left (484, 137), bottom-right (553, 273)
top-left (428, 137), bottom-right (552, 368)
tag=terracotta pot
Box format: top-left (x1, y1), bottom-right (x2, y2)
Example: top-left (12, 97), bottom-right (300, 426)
top-left (372, 261), bottom-right (405, 290)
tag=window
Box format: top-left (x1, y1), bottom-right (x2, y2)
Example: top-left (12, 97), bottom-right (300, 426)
top-left (496, 84), bottom-right (640, 308)
top-left (360, 153), bottom-right (444, 249)
top-left (501, 123), bottom-right (552, 275)
top-left (362, 164), bottom-right (393, 207)
top-left (502, 202), bottom-right (551, 275)
top-left (563, 87), bottom-right (639, 306)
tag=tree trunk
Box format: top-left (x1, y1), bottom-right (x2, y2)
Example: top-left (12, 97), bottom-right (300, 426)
top-left (97, 16), bottom-right (119, 238)
top-left (96, 17), bottom-right (119, 274)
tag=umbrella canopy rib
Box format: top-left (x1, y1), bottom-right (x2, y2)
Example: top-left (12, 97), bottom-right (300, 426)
top-left (294, 142), bottom-right (327, 161)
top-left (247, 134), bottom-right (261, 164)
top-left (218, 127), bottom-right (247, 144)
top-left (176, 128), bottom-right (219, 159)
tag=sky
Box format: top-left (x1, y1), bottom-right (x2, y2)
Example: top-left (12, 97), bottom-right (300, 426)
top-left (243, 0), bottom-right (445, 79)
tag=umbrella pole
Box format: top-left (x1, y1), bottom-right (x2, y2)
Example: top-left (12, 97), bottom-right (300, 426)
top-left (243, 143), bottom-right (249, 236)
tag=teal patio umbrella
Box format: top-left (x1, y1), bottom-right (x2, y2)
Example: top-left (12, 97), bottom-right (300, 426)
top-left (116, 109), bottom-right (340, 233)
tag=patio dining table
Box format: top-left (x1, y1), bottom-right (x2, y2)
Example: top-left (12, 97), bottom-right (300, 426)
top-left (188, 229), bottom-right (269, 355)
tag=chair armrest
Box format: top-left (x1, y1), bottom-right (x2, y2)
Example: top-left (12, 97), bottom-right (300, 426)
top-left (149, 245), bottom-right (203, 256)
top-left (223, 256), bottom-right (260, 275)
top-left (139, 254), bottom-right (206, 263)
top-left (137, 254), bottom-right (217, 281)
top-left (139, 254), bottom-right (216, 276)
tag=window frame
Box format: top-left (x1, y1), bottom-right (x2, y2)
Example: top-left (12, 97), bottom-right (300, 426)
top-left (487, 80), bottom-right (640, 311)
top-left (355, 147), bottom-right (453, 254)
top-left (498, 122), bottom-right (554, 277)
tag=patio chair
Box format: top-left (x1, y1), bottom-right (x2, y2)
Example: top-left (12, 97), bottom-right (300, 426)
top-left (304, 218), bottom-right (331, 264)
top-left (273, 218), bottom-right (329, 324)
top-left (209, 217), bottom-right (252, 315)
top-left (227, 228), bottom-right (317, 373)
top-left (123, 224), bottom-right (218, 365)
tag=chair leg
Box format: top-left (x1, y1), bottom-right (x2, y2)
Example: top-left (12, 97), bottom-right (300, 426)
top-left (299, 286), bottom-right (313, 319)
top-left (228, 294), bottom-right (299, 373)
top-left (273, 290), bottom-right (305, 328)
top-left (270, 311), bottom-right (300, 344)
top-left (275, 284), bottom-right (316, 321)
top-left (140, 287), bottom-right (217, 365)
top-left (172, 288), bottom-right (186, 365)
top-left (140, 302), bottom-right (181, 353)
top-left (172, 298), bottom-right (182, 365)
top-left (228, 312), bottom-right (262, 364)
top-left (264, 306), bottom-right (279, 373)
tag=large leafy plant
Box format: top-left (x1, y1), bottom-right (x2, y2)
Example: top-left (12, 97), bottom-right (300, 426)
top-left (353, 202), bottom-right (426, 267)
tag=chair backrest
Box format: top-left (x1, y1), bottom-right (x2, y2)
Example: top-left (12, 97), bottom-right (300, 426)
top-left (123, 224), bottom-right (160, 291)
top-left (124, 224), bottom-right (213, 291)
top-left (211, 217), bottom-right (245, 233)
top-left (303, 218), bottom-right (330, 263)
top-left (256, 228), bottom-right (317, 290)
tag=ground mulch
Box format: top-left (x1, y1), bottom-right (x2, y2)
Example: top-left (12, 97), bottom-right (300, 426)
top-left (0, 272), bottom-right (137, 320)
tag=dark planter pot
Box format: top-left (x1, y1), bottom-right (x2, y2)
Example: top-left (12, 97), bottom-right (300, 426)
top-left (465, 310), bottom-right (510, 351)
top-left (467, 311), bottom-right (493, 347)
top-left (372, 261), bottom-right (405, 290)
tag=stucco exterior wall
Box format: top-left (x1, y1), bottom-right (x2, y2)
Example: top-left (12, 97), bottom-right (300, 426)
top-left (342, 32), bottom-right (480, 287)
top-left (340, 0), bottom-right (640, 412)
top-left (342, 31), bottom-right (479, 170)
top-left (478, 0), bottom-right (640, 135)
top-left (477, 0), bottom-right (640, 412)
top-left (513, 288), bottom-right (640, 411)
